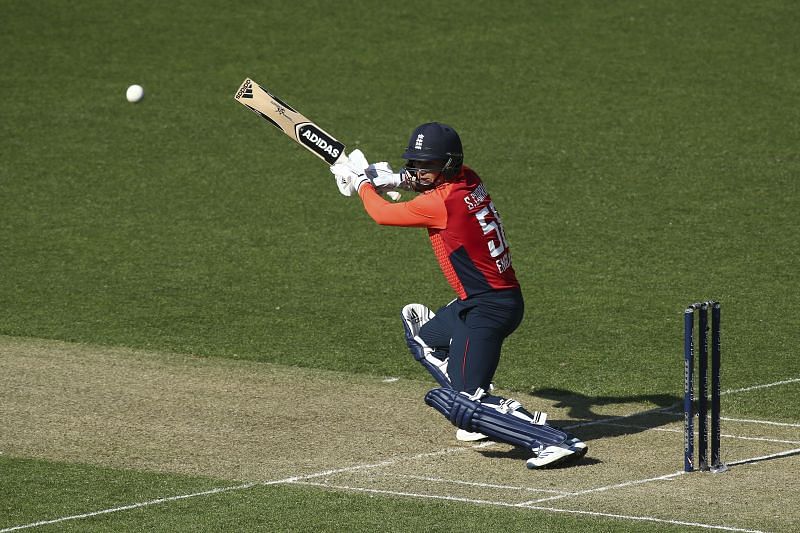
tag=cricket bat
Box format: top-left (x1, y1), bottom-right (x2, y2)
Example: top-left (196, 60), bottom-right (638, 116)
top-left (234, 78), bottom-right (347, 166)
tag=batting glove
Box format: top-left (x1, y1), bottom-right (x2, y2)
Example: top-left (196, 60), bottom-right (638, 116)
top-left (366, 162), bottom-right (403, 191)
top-left (330, 162), bottom-right (356, 196)
top-left (346, 149), bottom-right (371, 193)
top-left (330, 149), bottom-right (370, 196)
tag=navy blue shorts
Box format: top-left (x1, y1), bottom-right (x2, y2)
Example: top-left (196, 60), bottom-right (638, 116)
top-left (418, 288), bottom-right (524, 393)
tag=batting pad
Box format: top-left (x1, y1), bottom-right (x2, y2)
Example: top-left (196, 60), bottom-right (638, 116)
top-left (401, 305), bottom-right (451, 389)
top-left (424, 387), bottom-right (569, 450)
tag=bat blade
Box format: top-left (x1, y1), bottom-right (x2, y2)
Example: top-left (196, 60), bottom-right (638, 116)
top-left (234, 78), bottom-right (346, 165)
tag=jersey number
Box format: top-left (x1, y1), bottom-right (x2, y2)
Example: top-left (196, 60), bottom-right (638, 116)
top-left (475, 202), bottom-right (510, 258)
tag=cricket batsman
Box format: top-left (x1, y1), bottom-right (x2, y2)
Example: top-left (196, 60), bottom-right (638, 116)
top-left (330, 122), bottom-right (587, 468)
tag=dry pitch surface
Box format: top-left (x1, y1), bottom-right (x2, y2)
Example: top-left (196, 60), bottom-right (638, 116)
top-left (1, 336), bottom-right (798, 532)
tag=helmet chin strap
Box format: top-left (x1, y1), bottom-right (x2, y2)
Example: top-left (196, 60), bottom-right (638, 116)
top-left (441, 156), bottom-right (462, 179)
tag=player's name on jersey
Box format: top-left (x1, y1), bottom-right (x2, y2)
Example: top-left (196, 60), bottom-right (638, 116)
top-left (463, 183), bottom-right (490, 210)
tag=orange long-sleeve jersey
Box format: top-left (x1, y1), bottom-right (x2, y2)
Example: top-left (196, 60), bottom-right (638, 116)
top-left (358, 166), bottom-right (519, 299)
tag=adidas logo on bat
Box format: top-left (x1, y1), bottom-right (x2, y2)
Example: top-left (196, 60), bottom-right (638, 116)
top-left (298, 125), bottom-right (343, 164)
top-left (236, 80), bottom-right (253, 99)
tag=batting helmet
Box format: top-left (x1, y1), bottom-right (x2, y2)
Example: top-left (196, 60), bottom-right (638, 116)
top-left (401, 122), bottom-right (464, 180)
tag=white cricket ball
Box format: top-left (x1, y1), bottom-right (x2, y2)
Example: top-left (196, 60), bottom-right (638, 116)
top-left (126, 84), bottom-right (144, 103)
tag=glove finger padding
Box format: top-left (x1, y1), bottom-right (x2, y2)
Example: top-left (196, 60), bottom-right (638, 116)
top-left (330, 162), bottom-right (356, 197)
top-left (366, 162), bottom-right (403, 191)
top-left (346, 149), bottom-right (370, 193)
top-left (330, 151), bottom-right (403, 198)
top-left (347, 149), bottom-right (369, 175)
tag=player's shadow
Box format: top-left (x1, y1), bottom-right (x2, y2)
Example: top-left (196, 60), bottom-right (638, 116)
top-left (529, 387), bottom-right (683, 441)
top-left (476, 388), bottom-right (683, 467)
top-left (478, 388), bottom-right (681, 467)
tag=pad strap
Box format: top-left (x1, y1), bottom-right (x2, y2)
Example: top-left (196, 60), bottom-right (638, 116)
top-left (424, 387), bottom-right (568, 450)
top-left (402, 311), bottom-right (451, 388)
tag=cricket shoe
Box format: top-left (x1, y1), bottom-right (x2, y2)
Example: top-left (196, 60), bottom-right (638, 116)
top-left (456, 429), bottom-right (489, 442)
top-left (525, 437), bottom-right (588, 469)
top-left (457, 409), bottom-right (547, 443)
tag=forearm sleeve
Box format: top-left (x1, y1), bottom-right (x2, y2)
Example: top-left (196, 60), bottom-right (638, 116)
top-left (358, 184), bottom-right (446, 229)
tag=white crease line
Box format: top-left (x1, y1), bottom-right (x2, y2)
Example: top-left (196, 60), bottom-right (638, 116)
top-left (720, 416), bottom-right (800, 428)
top-left (521, 504), bottom-right (766, 533)
top-left (713, 433), bottom-right (800, 445)
top-left (595, 421), bottom-right (800, 445)
top-left (0, 443), bottom-right (493, 533)
top-left (294, 480), bottom-right (520, 505)
top-left (565, 375), bottom-right (800, 431)
top-left (0, 483), bottom-right (261, 532)
top-left (518, 471), bottom-right (685, 505)
top-left (521, 448), bottom-right (800, 505)
top-left (298, 444), bottom-right (800, 529)
top-left (275, 441), bottom-right (494, 483)
top-left (293, 480), bottom-right (765, 533)
top-left (726, 447), bottom-right (800, 467)
top-left (383, 474), bottom-right (570, 494)
top-left (721, 377), bottom-right (800, 395)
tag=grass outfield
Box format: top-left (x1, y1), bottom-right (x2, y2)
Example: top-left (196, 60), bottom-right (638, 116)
top-left (1, 0), bottom-right (799, 531)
